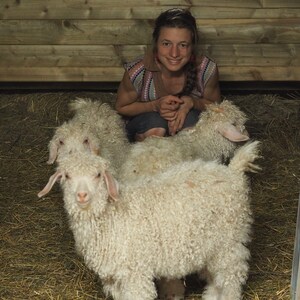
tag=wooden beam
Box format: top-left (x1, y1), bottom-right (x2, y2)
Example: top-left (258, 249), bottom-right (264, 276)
top-left (0, 44), bottom-right (298, 67)
top-left (220, 66), bottom-right (300, 81)
top-left (1, 4), bottom-right (300, 19)
top-left (0, 19), bottom-right (299, 45)
top-left (0, 0), bottom-right (269, 22)
top-left (0, 66), bottom-right (299, 82)
top-left (0, 67), bottom-right (124, 82)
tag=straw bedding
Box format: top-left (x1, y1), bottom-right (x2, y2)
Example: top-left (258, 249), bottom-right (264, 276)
top-left (0, 91), bottom-right (299, 299)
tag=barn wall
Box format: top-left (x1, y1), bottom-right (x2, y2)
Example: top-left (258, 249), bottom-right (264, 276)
top-left (0, 0), bottom-right (299, 82)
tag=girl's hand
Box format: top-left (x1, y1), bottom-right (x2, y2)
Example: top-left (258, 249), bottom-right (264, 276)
top-left (156, 95), bottom-right (183, 120)
top-left (168, 109), bottom-right (187, 135)
top-left (180, 96), bottom-right (194, 112)
top-left (168, 96), bottom-right (194, 135)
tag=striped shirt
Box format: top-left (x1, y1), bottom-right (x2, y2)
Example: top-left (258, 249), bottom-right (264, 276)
top-left (124, 51), bottom-right (217, 101)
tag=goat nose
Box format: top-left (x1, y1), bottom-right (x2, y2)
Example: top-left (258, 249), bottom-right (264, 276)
top-left (77, 192), bottom-right (87, 202)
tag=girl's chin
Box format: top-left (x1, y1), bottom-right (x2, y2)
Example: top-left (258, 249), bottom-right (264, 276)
top-left (162, 61), bottom-right (184, 72)
top-left (167, 66), bottom-right (184, 73)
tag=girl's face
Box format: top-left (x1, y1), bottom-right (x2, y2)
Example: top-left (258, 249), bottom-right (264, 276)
top-left (156, 27), bottom-right (193, 74)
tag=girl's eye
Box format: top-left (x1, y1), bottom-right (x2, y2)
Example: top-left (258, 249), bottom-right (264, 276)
top-left (162, 41), bottom-right (170, 47)
top-left (179, 43), bottom-right (188, 48)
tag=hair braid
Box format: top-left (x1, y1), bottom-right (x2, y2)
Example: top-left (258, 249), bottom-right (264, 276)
top-left (178, 60), bottom-right (197, 97)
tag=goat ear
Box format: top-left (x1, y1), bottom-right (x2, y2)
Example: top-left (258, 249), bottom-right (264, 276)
top-left (38, 170), bottom-right (63, 198)
top-left (216, 122), bottom-right (249, 142)
top-left (47, 140), bottom-right (59, 164)
top-left (103, 171), bottom-right (119, 201)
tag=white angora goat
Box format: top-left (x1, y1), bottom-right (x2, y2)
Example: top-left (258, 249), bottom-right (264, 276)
top-left (38, 141), bottom-right (261, 300)
top-left (120, 99), bottom-right (250, 181)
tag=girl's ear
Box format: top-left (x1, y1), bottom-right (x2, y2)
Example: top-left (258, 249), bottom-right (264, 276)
top-left (103, 171), bottom-right (119, 201)
top-left (38, 170), bottom-right (63, 198)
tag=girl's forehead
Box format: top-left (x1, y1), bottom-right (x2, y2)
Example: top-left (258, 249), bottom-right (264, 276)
top-left (158, 27), bottom-right (192, 42)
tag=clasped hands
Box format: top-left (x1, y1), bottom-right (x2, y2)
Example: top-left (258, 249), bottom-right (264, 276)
top-left (157, 95), bottom-right (193, 136)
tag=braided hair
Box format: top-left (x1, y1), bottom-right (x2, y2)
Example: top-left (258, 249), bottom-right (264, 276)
top-left (152, 8), bottom-right (199, 96)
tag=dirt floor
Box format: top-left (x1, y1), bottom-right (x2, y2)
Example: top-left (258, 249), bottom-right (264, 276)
top-left (0, 91), bottom-right (299, 300)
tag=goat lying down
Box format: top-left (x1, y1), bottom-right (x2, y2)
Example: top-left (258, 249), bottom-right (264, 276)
top-left (119, 99), bottom-right (250, 181)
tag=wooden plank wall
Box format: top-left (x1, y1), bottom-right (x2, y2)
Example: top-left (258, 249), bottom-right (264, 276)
top-left (0, 0), bottom-right (299, 82)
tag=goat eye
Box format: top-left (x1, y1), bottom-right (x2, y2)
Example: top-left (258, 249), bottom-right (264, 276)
top-left (65, 173), bottom-right (70, 179)
top-left (59, 140), bottom-right (64, 145)
top-left (96, 173), bottom-right (101, 179)
top-left (83, 138), bottom-right (89, 144)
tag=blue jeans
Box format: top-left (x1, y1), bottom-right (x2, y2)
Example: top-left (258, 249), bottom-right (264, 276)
top-left (125, 109), bottom-right (200, 142)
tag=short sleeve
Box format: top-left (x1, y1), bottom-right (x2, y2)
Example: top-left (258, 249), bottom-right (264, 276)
top-left (124, 57), bottom-right (157, 101)
top-left (194, 56), bottom-right (217, 96)
top-left (199, 56), bottom-right (217, 87)
top-left (124, 57), bottom-right (146, 97)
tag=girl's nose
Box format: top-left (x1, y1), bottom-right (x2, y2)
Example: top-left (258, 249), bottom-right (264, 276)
top-left (170, 45), bottom-right (179, 58)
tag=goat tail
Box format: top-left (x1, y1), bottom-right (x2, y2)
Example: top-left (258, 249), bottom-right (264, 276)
top-left (229, 140), bottom-right (262, 173)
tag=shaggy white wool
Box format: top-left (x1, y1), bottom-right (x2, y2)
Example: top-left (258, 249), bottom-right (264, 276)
top-left (47, 98), bottom-right (130, 174)
top-left (38, 141), bottom-right (261, 300)
top-left (120, 100), bottom-right (250, 181)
